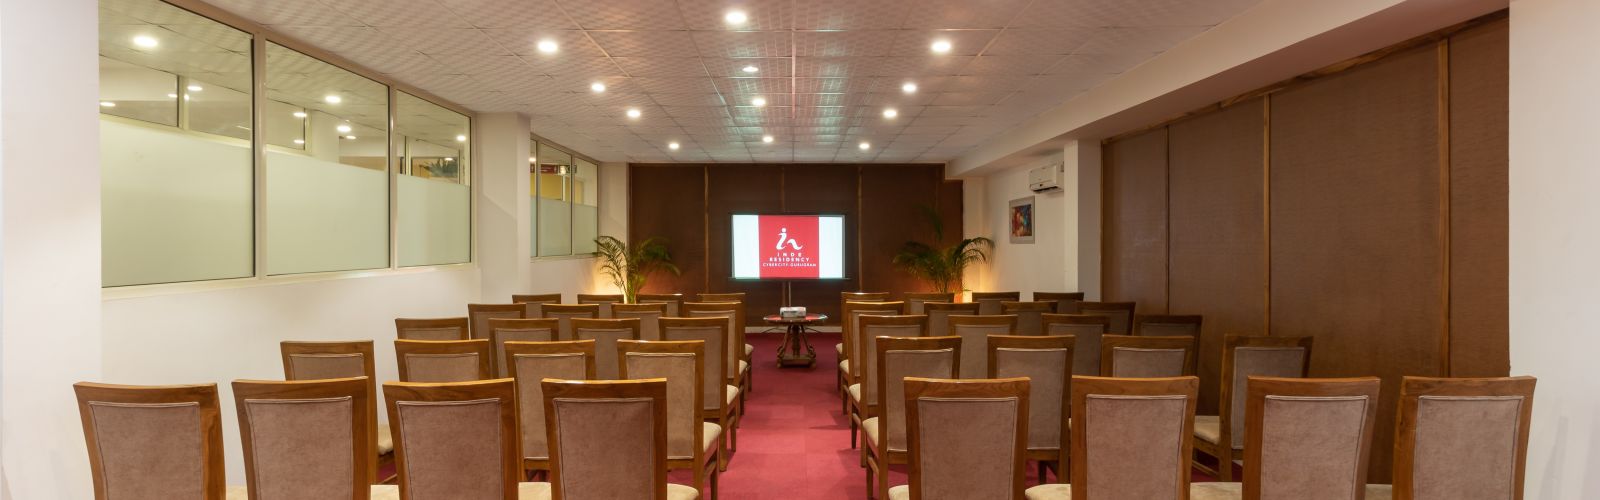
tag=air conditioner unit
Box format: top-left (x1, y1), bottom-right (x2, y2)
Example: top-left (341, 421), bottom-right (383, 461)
top-left (1029, 161), bottom-right (1063, 193)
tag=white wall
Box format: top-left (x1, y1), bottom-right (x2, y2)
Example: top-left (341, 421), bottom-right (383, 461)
top-left (476, 113), bottom-right (532, 302)
top-left (963, 140), bottom-right (1101, 299)
top-left (1508, 0), bottom-right (1600, 497)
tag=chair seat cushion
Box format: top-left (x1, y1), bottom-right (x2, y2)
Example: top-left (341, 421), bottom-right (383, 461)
top-left (377, 422), bottom-right (394, 455)
top-left (848, 384), bottom-right (862, 405)
top-left (667, 483), bottom-right (702, 500)
top-left (1194, 415), bottom-right (1227, 447)
top-left (836, 343), bottom-right (844, 357)
top-left (888, 485), bottom-right (911, 500)
top-left (745, 343), bottom-right (753, 358)
top-left (334, 485), bottom-right (402, 500)
top-left (1366, 484), bottom-right (1392, 500)
top-left (738, 360), bottom-right (749, 378)
top-left (1190, 482), bottom-right (1242, 500)
top-left (860, 417), bottom-right (903, 453)
top-left (839, 360), bottom-right (850, 374)
top-left (703, 422), bottom-right (723, 456)
top-left (515, 482), bottom-right (551, 499)
top-left (726, 385), bottom-right (740, 406)
top-left (1025, 483), bottom-right (1070, 500)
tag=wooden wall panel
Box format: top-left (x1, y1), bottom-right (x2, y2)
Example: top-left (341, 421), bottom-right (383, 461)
top-left (861, 166), bottom-right (947, 301)
top-left (1269, 44), bottom-right (1444, 482)
top-left (1167, 98), bottom-right (1267, 415)
top-left (1104, 128), bottom-right (1170, 313)
top-left (705, 165), bottom-right (784, 319)
top-left (784, 164), bottom-right (861, 324)
top-left (1447, 19), bottom-right (1510, 377)
top-left (630, 165), bottom-right (708, 297)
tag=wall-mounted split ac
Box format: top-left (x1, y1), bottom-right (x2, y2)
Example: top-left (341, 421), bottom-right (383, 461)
top-left (1029, 160), bottom-right (1063, 193)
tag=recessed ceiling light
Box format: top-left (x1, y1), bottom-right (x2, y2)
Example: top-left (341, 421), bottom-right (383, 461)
top-left (183, 94), bottom-right (190, 101)
top-left (132, 35), bottom-right (158, 48)
top-left (902, 82), bottom-right (918, 94)
top-left (186, 84), bottom-right (203, 92)
top-left (336, 124), bottom-right (352, 133)
top-left (930, 40), bottom-right (952, 54)
top-left (536, 39), bottom-right (559, 54)
top-left (99, 101), bottom-right (116, 108)
top-left (762, 135), bottom-right (774, 143)
top-left (293, 139), bottom-right (305, 145)
top-left (882, 108), bottom-right (898, 119)
top-left (724, 10), bottom-right (748, 24)
top-left (742, 65), bottom-right (759, 73)
top-left (751, 97), bottom-right (767, 107)
top-left (590, 82), bottom-right (606, 93)
top-left (344, 135), bottom-right (357, 140)
top-left (668, 142), bottom-right (681, 150)
top-left (455, 134), bottom-right (467, 142)
top-left (293, 111), bottom-right (307, 118)
top-left (445, 157), bottom-right (454, 161)
top-left (859, 141), bottom-right (871, 150)
top-left (167, 93), bottom-right (179, 98)
top-left (324, 94), bottom-right (342, 104)
top-left (528, 156), bottom-right (537, 163)
top-left (626, 108), bottom-right (642, 119)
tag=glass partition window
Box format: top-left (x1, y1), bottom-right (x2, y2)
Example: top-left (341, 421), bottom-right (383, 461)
top-left (530, 140), bottom-right (600, 258)
top-left (572, 159), bottom-right (599, 254)
top-left (396, 92), bottom-right (471, 267)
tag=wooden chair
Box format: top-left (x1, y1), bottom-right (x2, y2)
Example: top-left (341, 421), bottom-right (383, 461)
top-left (988, 335), bottom-right (1074, 484)
top-left (1042, 314), bottom-right (1110, 376)
top-left (505, 340), bottom-right (595, 476)
top-left (394, 318), bottom-right (469, 341)
top-left (948, 314), bottom-right (1016, 379)
top-left (1024, 376), bottom-right (1200, 500)
top-left (487, 318), bottom-right (561, 378)
top-left (660, 317), bottom-right (740, 472)
top-left (383, 379), bottom-right (543, 499)
top-left (847, 314), bottom-right (928, 449)
top-left (468, 303), bottom-right (527, 340)
top-left (839, 292), bottom-right (891, 371)
top-left (232, 377), bottom-right (395, 499)
top-left (1192, 376), bottom-right (1381, 500)
top-left (902, 292), bottom-right (955, 315)
top-left (618, 340), bottom-right (720, 499)
top-left (637, 293), bottom-right (685, 317)
top-left (1367, 376), bottom-right (1537, 500)
top-left (511, 293), bottom-right (562, 318)
top-left (571, 318), bottom-right (641, 379)
top-left (1001, 301), bottom-right (1055, 335)
top-left (1194, 335), bottom-right (1315, 481)
top-left (684, 301), bottom-right (751, 411)
top-left (863, 336), bottom-right (961, 499)
top-left (894, 377), bottom-right (1031, 500)
top-left (613, 303), bottom-right (667, 341)
top-left (541, 304), bottom-right (600, 340)
top-left (576, 293), bottom-right (624, 318)
top-left (279, 340), bottom-right (383, 483)
top-left (842, 300), bottom-right (906, 413)
top-left (1033, 292), bottom-right (1086, 314)
top-left (542, 379), bottom-right (702, 500)
top-left (394, 339), bottom-right (493, 383)
top-left (1078, 301), bottom-right (1137, 334)
top-left (1100, 335), bottom-right (1198, 378)
top-left (687, 296), bottom-right (751, 393)
top-left (1133, 314), bottom-right (1204, 337)
top-left (924, 301), bottom-right (980, 340)
top-left (73, 382), bottom-right (226, 500)
top-left (971, 291), bottom-right (1022, 315)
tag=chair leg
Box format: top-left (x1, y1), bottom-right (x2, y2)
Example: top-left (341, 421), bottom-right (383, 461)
top-left (1218, 449), bottom-right (1233, 482)
top-left (864, 455), bottom-right (876, 499)
top-left (1037, 461), bottom-right (1047, 485)
top-left (718, 414), bottom-right (732, 472)
top-left (710, 461), bottom-right (720, 500)
top-left (876, 459), bottom-right (889, 500)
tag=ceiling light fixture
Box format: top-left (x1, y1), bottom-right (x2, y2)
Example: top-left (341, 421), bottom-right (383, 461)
top-left (293, 139), bottom-right (306, 145)
top-left (336, 124), bottom-right (352, 133)
top-left (590, 82), bottom-right (606, 93)
top-left (187, 84), bottom-right (203, 92)
top-left (445, 157), bottom-right (454, 161)
top-left (930, 40), bottom-right (952, 54)
top-left (529, 156), bottom-right (537, 163)
top-left (324, 94), bottom-right (342, 104)
top-left (99, 101), bottom-right (116, 108)
top-left (751, 97), bottom-right (767, 107)
top-left (762, 135), bottom-right (774, 143)
top-left (724, 10), bottom-right (748, 24)
top-left (455, 134), bottom-right (467, 142)
top-left (132, 35), bottom-right (159, 48)
top-left (167, 93), bottom-right (179, 98)
top-left (668, 142), bottom-right (681, 150)
top-left (902, 82), bottom-right (918, 94)
top-left (344, 135), bottom-right (357, 140)
top-left (293, 111), bottom-right (307, 118)
top-left (742, 65), bottom-right (759, 73)
top-left (536, 39), bottom-right (559, 54)
top-left (882, 108), bottom-right (898, 119)
top-left (859, 141), bottom-right (871, 150)
top-left (626, 108), bottom-right (642, 119)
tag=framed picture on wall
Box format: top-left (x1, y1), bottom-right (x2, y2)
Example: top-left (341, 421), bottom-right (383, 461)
top-left (1009, 196), bottom-right (1035, 244)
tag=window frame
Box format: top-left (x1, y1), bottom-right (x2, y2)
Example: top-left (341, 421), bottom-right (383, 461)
top-left (529, 135), bottom-right (602, 261)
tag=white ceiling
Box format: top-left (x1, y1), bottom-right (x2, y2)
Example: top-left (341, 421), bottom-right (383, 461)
top-left (197, 0), bottom-right (1262, 163)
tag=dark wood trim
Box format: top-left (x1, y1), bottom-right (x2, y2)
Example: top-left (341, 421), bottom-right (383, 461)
top-left (1437, 38), bottom-right (1453, 377)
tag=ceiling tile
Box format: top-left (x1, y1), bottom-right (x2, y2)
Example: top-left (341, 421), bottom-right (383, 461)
top-left (900, 0), bottom-right (1030, 29)
top-left (1011, 0), bottom-right (1263, 28)
top-left (562, 1), bottom-right (687, 30)
top-left (438, 0), bottom-right (573, 29)
top-left (1075, 26), bottom-right (1211, 54)
top-left (888, 30), bottom-right (998, 57)
top-left (588, 31), bottom-right (697, 58)
top-left (704, 58), bottom-right (792, 77)
top-left (691, 31), bottom-right (792, 58)
top-left (984, 29), bottom-right (1099, 55)
top-left (328, 0), bottom-right (469, 28)
top-left (793, 0), bottom-right (914, 30)
top-left (793, 31), bottom-right (896, 57)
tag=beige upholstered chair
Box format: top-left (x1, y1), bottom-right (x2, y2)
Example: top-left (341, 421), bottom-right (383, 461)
top-left (948, 314), bottom-right (1016, 378)
top-left (1078, 301), bottom-right (1137, 334)
top-left (637, 293), bottom-right (685, 317)
top-left (232, 377), bottom-right (397, 499)
top-left (576, 293), bottom-right (625, 318)
top-left (1042, 314), bottom-right (1110, 376)
top-left (1033, 292), bottom-right (1086, 314)
top-left (395, 318), bottom-right (469, 341)
top-left (864, 336), bottom-right (961, 499)
top-left (614, 303), bottom-right (667, 341)
top-left (1099, 335), bottom-right (1198, 378)
top-left (383, 379), bottom-right (546, 500)
top-left (891, 377), bottom-right (1032, 500)
top-left (279, 341), bottom-right (383, 483)
top-left (541, 304), bottom-right (600, 341)
top-left (394, 339), bottom-right (493, 383)
top-left (1366, 376), bottom-right (1537, 500)
top-left (972, 291), bottom-right (1022, 315)
top-left (468, 303), bottom-right (527, 340)
top-left (487, 318), bottom-right (561, 378)
top-left (660, 317), bottom-right (740, 472)
top-left (1002, 301), bottom-right (1055, 336)
top-left (848, 314), bottom-right (928, 449)
top-left (684, 301), bottom-right (751, 411)
top-left (924, 302), bottom-right (981, 340)
top-left (696, 292), bottom-right (750, 359)
top-left (844, 301), bottom-right (907, 395)
top-left (74, 382), bottom-right (227, 500)
top-left (1133, 314), bottom-right (1204, 337)
top-left (541, 379), bottom-right (702, 500)
top-left (839, 292), bottom-right (891, 372)
top-left (618, 340), bottom-right (720, 498)
top-left (572, 318), bottom-right (641, 379)
top-left (1194, 335), bottom-right (1314, 481)
top-left (1192, 376), bottom-right (1381, 500)
top-left (903, 292), bottom-right (955, 315)
top-left (989, 335), bottom-right (1075, 484)
top-left (505, 340), bottom-right (595, 475)
top-left (511, 293), bottom-right (562, 319)
top-left (1024, 376), bottom-right (1200, 500)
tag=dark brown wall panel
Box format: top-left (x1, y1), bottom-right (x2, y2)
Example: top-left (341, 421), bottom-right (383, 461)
top-left (630, 165), bottom-right (707, 297)
top-left (706, 165), bottom-right (784, 320)
top-left (1269, 44), bottom-right (1444, 481)
top-left (1167, 98), bottom-right (1267, 415)
top-left (784, 164), bottom-right (861, 325)
top-left (861, 166), bottom-right (948, 301)
top-left (1447, 19), bottom-right (1510, 377)
top-left (1104, 128), bottom-right (1170, 313)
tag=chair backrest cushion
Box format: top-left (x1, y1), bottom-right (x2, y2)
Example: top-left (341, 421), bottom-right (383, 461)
top-left (623, 352), bottom-right (698, 460)
top-left (550, 396), bottom-right (657, 499)
top-left (287, 353), bottom-right (365, 380)
top-left (514, 353), bottom-right (588, 461)
top-left (395, 398), bottom-right (506, 499)
top-left (882, 349), bottom-right (955, 452)
top-left (914, 396), bottom-right (1022, 499)
top-left (951, 321), bottom-right (1011, 379)
top-left (664, 325), bottom-right (727, 412)
top-left (1082, 394), bottom-right (1188, 500)
top-left (1228, 347), bottom-right (1308, 448)
top-left (1411, 395), bottom-right (1526, 500)
top-left (404, 353), bottom-right (482, 383)
top-left (1258, 394), bottom-right (1373, 500)
top-left (1110, 347), bottom-right (1187, 378)
top-left (241, 396), bottom-right (357, 499)
top-left (995, 348), bottom-right (1069, 451)
top-left (86, 401), bottom-right (207, 498)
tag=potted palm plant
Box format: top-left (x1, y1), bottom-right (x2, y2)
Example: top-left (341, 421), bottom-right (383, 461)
top-left (593, 235), bottom-right (680, 304)
top-left (892, 207), bottom-right (993, 294)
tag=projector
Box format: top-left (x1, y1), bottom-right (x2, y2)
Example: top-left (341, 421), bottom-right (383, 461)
top-left (779, 307), bottom-right (807, 319)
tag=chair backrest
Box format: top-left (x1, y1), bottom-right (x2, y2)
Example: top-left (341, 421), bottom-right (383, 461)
top-left (948, 314), bottom-right (1016, 379)
top-left (74, 382), bottom-right (226, 500)
top-left (696, 293), bottom-right (748, 332)
top-left (487, 318), bottom-right (561, 378)
top-left (613, 303), bottom-right (667, 341)
top-left (394, 339), bottom-right (493, 383)
top-left (576, 293), bottom-right (625, 318)
top-left (1100, 335), bottom-right (1197, 378)
top-left (467, 303), bottom-right (526, 340)
top-left (384, 379), bottom-right (520, 500)
top-left (988, 335), bottom-right (1074, 453)
top-left (572, 318), bottom-right (642, 379)
top-left (618, 340), bottom-right (704, 464)
top-left (278, 340), bottom-right (378, 482)
top-left (636, 293), bottom-right (684, 317)
top-left (925, 302), bottom-right (981, 340)
top-left (395, 317), bottom-right (469, 341)
top-left (1078, 301), bottom-right (1137, 334)
top-left (1391, 376), bottom-right (1536, 500)
top-left (233, 377), bottom-right (372, 499)
top-left (857, 314), bottom-right (929, 408)
top-left (903, 292), bottom-right (955, 315)
top-left (1042, 314), bottom-right (1110, 376)
top-left (505, 340), bottom-right (596, 465)
top-left (1133, 314), bottom-right (1203, 337)
top-left (542, 379), bottom-right (671, 500)
top-left (683, 301), bottom-right (745, 382)
top-left (512, 293), bottom-right (563, 318)
top-left (1069, 376), bottom-right (1199, 500)
top-left (542, 304), bottom-right (601, 340)
top-left (1001, 301), bottom-right (1054, 335)
top-left (1033, 292), bottom-right (1086, 314)
top-left (1242, 377), bottom-right (1380, 500)
top-left (845, 301), bottom-right (908, 379)
top-left (971, 291), bottom-right (1022, 315)
top-left (660, 317), bottom-right (730, 413)
top-left (841, 291), bottom-right (891, 333)
top-left (1220, 335), bottom-right (1314, 450)
top-left (875, 336), bottom-right (961, 453)
top-left (904, 377), bottom-right (1030, 500)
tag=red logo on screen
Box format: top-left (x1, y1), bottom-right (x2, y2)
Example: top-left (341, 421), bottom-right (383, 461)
top-left (758, 216), bottom-right (819, 279)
